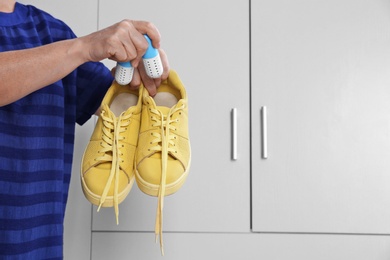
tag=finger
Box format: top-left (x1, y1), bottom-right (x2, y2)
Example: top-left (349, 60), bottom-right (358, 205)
top-left (106, 21), bottom-right (138, 61)
top-left (108, 20), bottom-right (146, 65)
top-left (131, 20), bottom-right (161, 48)
top-left (129, 68), bottom-right (141, 89)
top-left (111, 21), bottom-right (145, 66)
top-left (139, 62), bottom-right (157, 97)
top-left (110, 66), bottom-right (116, 77)
top-left (153, 78), bottom-right (162, 88)
top-left (124, 30), bottom-right (148, 67)
top-left (158, 48), bottom-right (170, 81)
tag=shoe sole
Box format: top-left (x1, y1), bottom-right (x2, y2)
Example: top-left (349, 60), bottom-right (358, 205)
top-left (135, 156), bottom-right (191, 197)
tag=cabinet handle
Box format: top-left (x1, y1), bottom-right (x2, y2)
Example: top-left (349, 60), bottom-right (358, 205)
top-left (261, 106), bottom-right (268, 159)
top-left (231, 108), bottom-right (238, 160)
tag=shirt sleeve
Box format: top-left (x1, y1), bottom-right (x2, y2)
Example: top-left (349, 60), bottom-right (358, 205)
top-left (75, 62), bottom-right (114, 125)
top-left (36, 10), bottom-right (115, 125)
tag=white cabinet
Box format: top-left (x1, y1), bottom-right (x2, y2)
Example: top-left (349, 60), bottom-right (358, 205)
top-left (93, 0), bottom-right (251, 233)
top-left (251, 0), bottom-right (390, 234)
top-left (91, 232), bottom-right (390, 260)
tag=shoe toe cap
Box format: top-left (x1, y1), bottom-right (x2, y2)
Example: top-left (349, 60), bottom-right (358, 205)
top-left (83, 162), bottom-right (131, 196)
top-left (137, 156), bottom-right (184, 186)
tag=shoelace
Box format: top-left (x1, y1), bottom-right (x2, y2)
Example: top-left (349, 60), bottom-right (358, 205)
top-left (148, 103), bottom-right (184, 255)
top-left (95, 104), bottom-right (131, 225)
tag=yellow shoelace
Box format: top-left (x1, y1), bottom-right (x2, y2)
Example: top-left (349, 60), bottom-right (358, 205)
top-left (148, 104), bottom-right (184, 255)
top-left (96, 104), bottom-right (131, 225)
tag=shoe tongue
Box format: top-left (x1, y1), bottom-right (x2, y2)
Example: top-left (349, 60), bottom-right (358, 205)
top-left (156, 106), bottom-right (171, 115)
top-left (124, 105), bottom-right (138, 114)
top-left (150, 106), bottom-right (176, 160)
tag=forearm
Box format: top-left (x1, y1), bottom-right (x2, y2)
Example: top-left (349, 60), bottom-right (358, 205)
top-left (0, 38), bottom-right (86, 106)
top-left (0, 19), bottom-right (165, 106)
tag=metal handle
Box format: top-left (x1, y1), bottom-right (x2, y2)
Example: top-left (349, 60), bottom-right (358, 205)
top-left (232, 108), bottom-right (238, 160)
top-left (261, 106), bottom-right (268, 159)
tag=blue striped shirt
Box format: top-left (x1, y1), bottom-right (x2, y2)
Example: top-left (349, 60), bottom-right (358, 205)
top-left (0, 3), bottom-right (113, 259)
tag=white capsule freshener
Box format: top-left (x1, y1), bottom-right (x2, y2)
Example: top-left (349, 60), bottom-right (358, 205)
top-left (142, 34), bottom-right (163, 79)
top-left (115, 35), bottom-right (163, 85)
top-left (115, 61), bottom-right (134, 85)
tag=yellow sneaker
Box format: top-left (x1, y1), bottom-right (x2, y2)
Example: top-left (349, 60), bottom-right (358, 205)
top-left (135, 70), bottom-right (191, 254)
top-left (81, 81), bottom-right (143, 224)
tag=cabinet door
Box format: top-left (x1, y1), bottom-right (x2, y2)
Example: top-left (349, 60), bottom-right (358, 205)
top-left (251, 0), bottom-right (390, 233)
top-left (93, 0), bottom-right (250, 233)
top-left (92, 232), bottom-right (390, 260)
